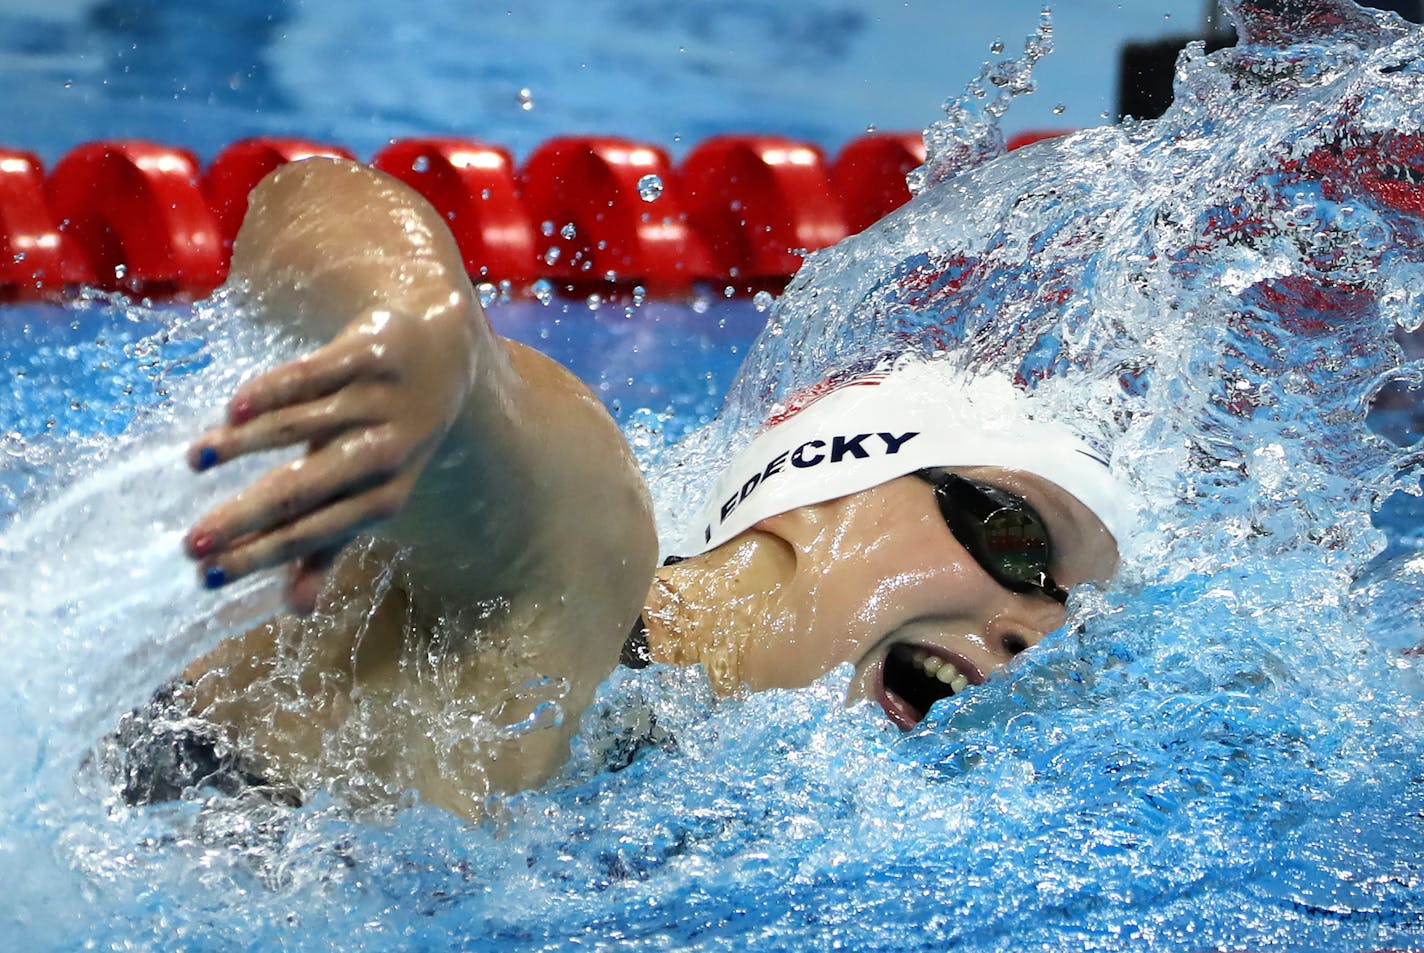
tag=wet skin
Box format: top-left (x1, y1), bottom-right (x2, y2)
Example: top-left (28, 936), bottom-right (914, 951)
top-left (172, 158), bottom-right (1119, 817)
top-left (643, 466), bottom-right (1119, 729)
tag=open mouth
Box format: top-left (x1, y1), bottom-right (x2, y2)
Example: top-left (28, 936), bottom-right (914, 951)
top-left (876, 642), bottom-right (981, 731)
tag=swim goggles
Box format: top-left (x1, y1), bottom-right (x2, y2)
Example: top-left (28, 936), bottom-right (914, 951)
top-left (915, 471), bottom-right (1069, 604)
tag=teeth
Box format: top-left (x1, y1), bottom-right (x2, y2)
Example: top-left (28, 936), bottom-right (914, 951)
top-left (936, 667), bottom-right (970, 693)
top-left (908, 648), bottom-right (970, 695)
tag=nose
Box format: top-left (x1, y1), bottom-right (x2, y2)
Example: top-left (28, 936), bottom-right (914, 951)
top-left (985, 594), bottom-right (1067, 662)
top-left (999, 631), bottom-right (1034, 657)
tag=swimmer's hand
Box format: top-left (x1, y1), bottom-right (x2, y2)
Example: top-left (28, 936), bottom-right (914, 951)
top-left (183, 299), bottom-right (479, 615)
top-left (177, 155), bottom-right (653, 644)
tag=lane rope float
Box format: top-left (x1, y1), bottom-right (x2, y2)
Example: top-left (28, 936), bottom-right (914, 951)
top-left (0, 130), bottom-right (1070, 302)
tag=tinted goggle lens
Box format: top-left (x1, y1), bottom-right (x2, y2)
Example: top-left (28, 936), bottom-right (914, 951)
top-left (919, 471), bottom-right (1068, 603)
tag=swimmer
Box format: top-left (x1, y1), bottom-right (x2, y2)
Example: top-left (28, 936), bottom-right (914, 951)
top-left (107, 158), bottom-right (1123, 820)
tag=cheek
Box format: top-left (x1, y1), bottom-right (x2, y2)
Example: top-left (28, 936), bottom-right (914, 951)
top-left (735, 562), bottom-right (883, 691)
top-left (762, 564), bottom-right (959, 689)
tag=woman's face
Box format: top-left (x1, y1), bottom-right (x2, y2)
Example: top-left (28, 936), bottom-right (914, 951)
top-left (726, 466), bottom-right (1120, 728)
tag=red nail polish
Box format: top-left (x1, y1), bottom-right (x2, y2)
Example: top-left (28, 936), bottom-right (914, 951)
top-left (230, 396), bottom-right (253, 424)
top-left (189, 531), bottom-right (216, 557)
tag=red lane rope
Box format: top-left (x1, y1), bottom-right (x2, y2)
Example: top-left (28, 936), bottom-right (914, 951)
top-left (0, 130), bottom-right (1068, 302)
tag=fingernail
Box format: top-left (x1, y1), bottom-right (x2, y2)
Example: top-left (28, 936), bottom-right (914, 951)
top-left (229, 396), bottom-right (253, 424)
top-left (189, 531), bottom-right (216, 557)
top-left (204, 565), bottom-right (227, 589)
top-left (195, 446), bottom-right (218, 471)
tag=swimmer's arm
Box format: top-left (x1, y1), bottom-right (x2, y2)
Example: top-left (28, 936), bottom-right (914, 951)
top-left (185, 157), bottom-right (657, 688)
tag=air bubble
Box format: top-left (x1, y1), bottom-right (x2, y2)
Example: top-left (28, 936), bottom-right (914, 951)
top-left (531, 279), bottom-right (554, 305)
top-left (517, 87), bottom-right (535, 110)
top-left (560, 223), bottom-right (577, 240)
top-left (411, 155), bottom-right (430, 173)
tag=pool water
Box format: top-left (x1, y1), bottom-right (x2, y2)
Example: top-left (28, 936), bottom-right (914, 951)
top-left (4, 2), bottom-right (1424, 952)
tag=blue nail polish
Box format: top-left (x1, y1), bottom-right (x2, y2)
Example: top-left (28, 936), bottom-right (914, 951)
top-left (196, 447), bottom-right (218, 471)
top-left (204, 566), bottom-right (226, 589)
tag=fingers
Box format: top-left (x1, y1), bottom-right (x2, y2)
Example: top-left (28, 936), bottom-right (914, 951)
top-left (196, 479), bottom-right (409, 594)
top-left (187, 390), bottom-right (378, 471)
top-left (230, 340), bottom-right (375, 425)
top-left (188, 425), bottom-right (410, 557)
top-left (285, 545), bottom-right (343, 616)
top-left (187, 338), bottom-right (378, 471)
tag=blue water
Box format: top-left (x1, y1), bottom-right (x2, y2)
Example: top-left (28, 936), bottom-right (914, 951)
top-left (0, 0), bottom-right (1202, 165)
top-left (5, 2), bottom-right (1424, 952)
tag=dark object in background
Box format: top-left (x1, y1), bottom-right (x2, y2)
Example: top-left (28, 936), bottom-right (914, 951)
top-left (1116, 31), bottom-right (1236, 121)
top-left (1363, 0), bottom-right (1424, 19)
top-left (1117, 0), bottom-right (1423, 121)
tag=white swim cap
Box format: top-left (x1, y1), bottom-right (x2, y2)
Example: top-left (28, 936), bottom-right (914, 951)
top-left (681, 361), bottom-right (1134, 555)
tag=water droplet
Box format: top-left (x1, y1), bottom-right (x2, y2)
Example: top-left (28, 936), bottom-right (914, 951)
top-left (517, 87), bottom-right (535, 110)
top-left (753, 290), bottom-right (775, 312)
top-left (113, 264), bottom-right (127, 280)
top-left (990, 39), bottom-right (1005, 54)
top-left (723, 285), bottom-right (736, 298)
top-left (586, 293), bottom-right (602, 311)
top-left (560, 222), bottom-right (577, 240)
top-left (631, 285), bottom-right (647, 306)
top-left (865, 123), bottom-right (877, 134)
top-left (476, 282), bottom-right (498, 307)
top-left (1052, 103), bottom-right (1066, 115)
top-left (540, 220), bottom-right (556, 237)
top-left (411, 155), bottom-right (430, 173)
top-left (637, 174), bottom-right (664, 202)
top-left (543, 246), bottom-right (561, 265)
top-left (531, 279), bottom-right (554, 305)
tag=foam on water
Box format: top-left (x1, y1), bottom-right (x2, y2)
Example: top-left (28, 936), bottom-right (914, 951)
top-left (4, 2), bottom-right (1424, 950)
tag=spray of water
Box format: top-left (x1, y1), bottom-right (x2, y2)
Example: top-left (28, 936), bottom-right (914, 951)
top-left (3, 1), bottom-right (1424, 950)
